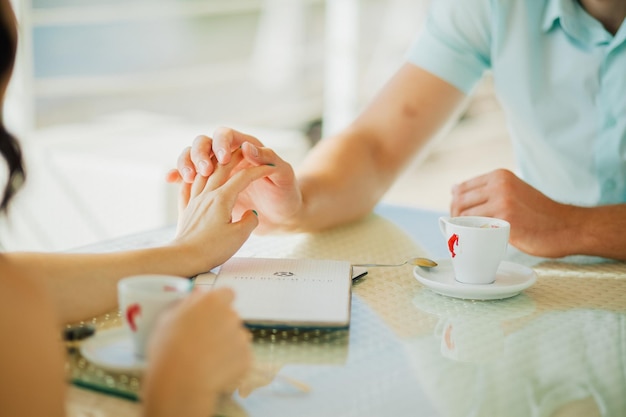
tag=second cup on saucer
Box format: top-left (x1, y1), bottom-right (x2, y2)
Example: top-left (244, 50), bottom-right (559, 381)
top-left (439, 216), bottom-right (510, 285)
top-left (118, 275), bottom-right (191, 358)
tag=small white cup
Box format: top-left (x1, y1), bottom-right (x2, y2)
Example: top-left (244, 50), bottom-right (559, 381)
top-left (118, 275), bottom-right (191, 358)
top-left (439, 216), bottom-right (510, 285)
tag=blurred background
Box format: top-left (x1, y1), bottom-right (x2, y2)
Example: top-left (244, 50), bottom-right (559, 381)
top-left (1, 0), bottom-right (513, 251)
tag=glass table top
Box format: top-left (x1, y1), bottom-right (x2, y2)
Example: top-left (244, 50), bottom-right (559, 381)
top-left (66, 208), bottom-right (626, 417)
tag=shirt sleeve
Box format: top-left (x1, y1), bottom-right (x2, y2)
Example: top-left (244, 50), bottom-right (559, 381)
top-left (406, 0), bottom-right (493, 94)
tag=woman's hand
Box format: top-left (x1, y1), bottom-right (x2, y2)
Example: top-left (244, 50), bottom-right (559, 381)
top-left (166, 127), bottom-right (304, 234)
top-left (172, 148), bottom-right (275, 273)
top-left (141, 287), bottom-right (252, 417)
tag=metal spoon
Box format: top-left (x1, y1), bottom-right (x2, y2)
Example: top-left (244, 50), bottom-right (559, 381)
top-left (353, 257), bottom-right (438, 269)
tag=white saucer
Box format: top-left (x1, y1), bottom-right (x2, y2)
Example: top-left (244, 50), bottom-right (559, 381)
top-left (413, 259), bottom-right (536, 300)
top-left (80, 327), bottom-right (146, 373)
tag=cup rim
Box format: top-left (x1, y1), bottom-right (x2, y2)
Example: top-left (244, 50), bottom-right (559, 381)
top-left (442, 216), bottom-right (510, 229)
top-left (118, 274), bottom-right (191, 294)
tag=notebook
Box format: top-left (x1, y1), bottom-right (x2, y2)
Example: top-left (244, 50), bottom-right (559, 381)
top-left (205, 257), bottom-right (353, 329)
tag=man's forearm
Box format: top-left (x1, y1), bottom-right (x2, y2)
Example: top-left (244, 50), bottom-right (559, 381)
top-left (575, 204), bottom-right (626, 260)
top-left (281, 64), bottom-right (467, 233)
top-left (286, 131), bottom-right (396, 232)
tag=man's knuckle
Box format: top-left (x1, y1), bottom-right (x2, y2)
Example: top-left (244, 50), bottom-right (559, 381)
top-left (213, 126), bottom-right (233, 139)
top-left (192, 135), bottom-right (209, 147)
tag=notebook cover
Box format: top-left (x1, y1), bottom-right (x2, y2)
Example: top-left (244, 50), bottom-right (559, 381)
top-left (212, 257), bottom-right (353, 329)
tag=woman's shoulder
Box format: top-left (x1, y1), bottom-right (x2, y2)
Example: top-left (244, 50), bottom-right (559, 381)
top-left (0, 255), bottom-right (61, 349)
top-left (0, 256), bottom-right (48, 307)
top-left (0, 256), bottom-right (62, 349)
top-left (0, 256), bottom-right (66, 416)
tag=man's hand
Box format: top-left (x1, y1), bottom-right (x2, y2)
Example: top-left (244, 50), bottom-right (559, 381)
top-left (450, 169), bottom-right (578, 258)
top-left (167, 127), bottom-right (304, 233)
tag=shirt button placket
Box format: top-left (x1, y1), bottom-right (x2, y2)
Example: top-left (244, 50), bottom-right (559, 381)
top-left (594, 49), bottom-right (622, 204)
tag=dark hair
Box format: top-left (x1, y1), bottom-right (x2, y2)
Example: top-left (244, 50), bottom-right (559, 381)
top-left (0, 126), bottom-right (23, 211)
top-left (0, 0), bottom-right (24, 212)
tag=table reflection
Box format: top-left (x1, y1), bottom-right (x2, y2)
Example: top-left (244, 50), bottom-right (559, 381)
top-left (406, 274), bottom-right (626, 417)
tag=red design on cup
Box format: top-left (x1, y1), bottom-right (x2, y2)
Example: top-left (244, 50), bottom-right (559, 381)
top-left (126, 303), bottom-right (141, 332)
top-left (444, 323), bottom-right (455, 350)
top-left (448, 234), bottom-right (459, 258)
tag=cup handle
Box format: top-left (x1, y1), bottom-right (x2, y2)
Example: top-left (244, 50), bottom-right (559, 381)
top-left (438, 216), bottom-right (449, 237)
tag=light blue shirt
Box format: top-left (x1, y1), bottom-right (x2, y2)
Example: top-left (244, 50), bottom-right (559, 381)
top-left (406, 0), bottom-right (626, 206)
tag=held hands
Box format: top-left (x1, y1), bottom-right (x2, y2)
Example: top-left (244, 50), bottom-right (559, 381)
top-left (450, 169), bottom-right (576, 258)
top-left (172, 147), bottom-right (275, 273)
top-left (166, 127), bottom-right (303, 234)
top-left (142, 288), bottom-right (252, 417)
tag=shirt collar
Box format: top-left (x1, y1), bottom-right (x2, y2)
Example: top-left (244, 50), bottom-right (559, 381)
top-left (542, 0), bottom-right (613, 46)
top-left (542, 0), bottom-right (564, 33)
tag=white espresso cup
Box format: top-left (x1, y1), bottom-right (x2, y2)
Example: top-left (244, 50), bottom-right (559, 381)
top-left (118, 275), bottom-right (191, 358)
top-left (439, 216), bottom-right (510, 284)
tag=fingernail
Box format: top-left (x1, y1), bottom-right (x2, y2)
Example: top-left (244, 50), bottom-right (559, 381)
top-left (252, 210), bottom-right (258, 216)
top-left (198, 160), bottom-right (209, 175)
top-left (248, 143), bottom-right (259, 158)
top-left (216, 149), bottom-right (226, 163)
top-left (182, 167), bottom-right (193, 181)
